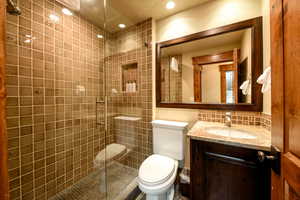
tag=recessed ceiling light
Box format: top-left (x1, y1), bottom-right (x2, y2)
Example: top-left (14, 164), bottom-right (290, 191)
top-left (118, 24), bottom-right (126, 29)
top-left (166, 1), bottom-right (175, 9)
top-left (49, 14), bottom-right (59, 23)
top-left (97, 34), bottom-right (103, 39)
top-left (62, 8), bottom-right (73, 16)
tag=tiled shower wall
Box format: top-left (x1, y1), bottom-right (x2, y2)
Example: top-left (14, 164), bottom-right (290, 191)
top-left (161, 55), bottom-right (182, 103)
top-left (5, 0), bottom-right (106, 199)
top-left (106, 19), bottom-right (153, 169)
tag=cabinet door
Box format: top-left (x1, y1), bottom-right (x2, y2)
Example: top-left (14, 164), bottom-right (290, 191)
top-left (190, 140), bottom-right (270, 200)
top-left (204, 152), bottom-right (260, 200)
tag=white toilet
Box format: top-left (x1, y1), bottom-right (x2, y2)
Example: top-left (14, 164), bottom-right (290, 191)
top-left (138, 120), bottom-right (188, 200)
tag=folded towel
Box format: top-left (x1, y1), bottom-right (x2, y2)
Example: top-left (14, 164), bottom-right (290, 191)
top-left (257, 67), bottom-right (271, 93)
top-left (170, 57), bottom-right (179, 72)
top-left (239, 80), bottom-right (251, 95)
top-left (262, 76), bottom-right (271, 93)
top-left (257, 67), bottom-right (271, 84)
top-left (111, 88), bottom-right (118, 94)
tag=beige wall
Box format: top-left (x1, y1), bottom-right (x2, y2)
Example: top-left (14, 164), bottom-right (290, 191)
top-left (240, 29), bottom-right (252, 73)
top-left (201, 64), bottom-right (222, 103)
top-left (155, 0), bottom-right (271, 121)
top-left (181, 54), bottom-right (194, 103)
top-left (181, 44), bottom-right (240, 103)
top-left (240, 29), bottom-right (252, 103)
top-left (153, 0), bottom-right (271, 169)
top-left (262, 0), bottom-right (271, 115)
top-left (156, 0), bottom-right (262, 42)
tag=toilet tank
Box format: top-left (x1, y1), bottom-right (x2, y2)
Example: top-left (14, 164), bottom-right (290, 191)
top-left (152, 120), bottom-right (188, 161)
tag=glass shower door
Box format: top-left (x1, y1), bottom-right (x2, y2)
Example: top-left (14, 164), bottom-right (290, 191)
top-left (103, 1), bottom-right (153, 199)
top-left (5, 0), bottom-right (109, 199)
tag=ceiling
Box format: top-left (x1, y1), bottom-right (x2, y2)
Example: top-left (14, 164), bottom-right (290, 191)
top-left (77, 0), bottom-right (212, 32)
top-left (161, 29), bottom-right (249, 56)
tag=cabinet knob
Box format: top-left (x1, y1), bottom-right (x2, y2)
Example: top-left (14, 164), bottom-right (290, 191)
top-left (257, 151), bottom-right (276, 162)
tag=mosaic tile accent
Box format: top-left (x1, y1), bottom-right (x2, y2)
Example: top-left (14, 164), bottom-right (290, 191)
top-left (260, 113), bottom-right (271, 131)
top-left (198, 110), bottom-right (271, 131)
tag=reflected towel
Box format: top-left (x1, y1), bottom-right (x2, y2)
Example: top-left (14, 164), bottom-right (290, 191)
top-left (240, 80), bottom-right (251, 95)
top-left (170, 57), bottom-right (179, 72)
top-left (257, 67), bottom-right (271, 93)
top-left (111, 88), bottom-right (118, 94)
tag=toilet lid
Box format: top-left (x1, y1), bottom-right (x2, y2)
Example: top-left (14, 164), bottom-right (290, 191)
top-left (139, 154), bottom-right (175, 186)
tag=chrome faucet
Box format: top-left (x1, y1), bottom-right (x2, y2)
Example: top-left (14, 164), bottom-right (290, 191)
top-left (225, 112), bottom-right (232, 127)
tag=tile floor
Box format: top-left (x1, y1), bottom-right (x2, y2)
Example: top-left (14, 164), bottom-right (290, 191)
top-left (138, 185), bottom-right (189, 200)
top-left (50, 162), bottom-right (138, 200)
top-left (49, 162), bottom-right (188, 200)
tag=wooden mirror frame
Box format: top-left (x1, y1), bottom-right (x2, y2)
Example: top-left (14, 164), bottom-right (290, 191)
top-left (156, 17), bottom-right (263, 111)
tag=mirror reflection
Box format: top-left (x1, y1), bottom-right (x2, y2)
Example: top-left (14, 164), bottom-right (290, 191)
top-left (160, 28), bottom-right (252, 104)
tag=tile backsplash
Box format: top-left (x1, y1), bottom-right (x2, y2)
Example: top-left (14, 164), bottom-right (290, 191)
top-left (198, 110), bottom-right (271, 131)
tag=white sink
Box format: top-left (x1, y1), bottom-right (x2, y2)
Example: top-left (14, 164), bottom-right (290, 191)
top-left (204, 127), bottom-right (257, 139)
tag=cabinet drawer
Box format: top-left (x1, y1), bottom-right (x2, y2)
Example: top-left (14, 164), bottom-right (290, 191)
top-left (190, 140), bottom-right (271, 200)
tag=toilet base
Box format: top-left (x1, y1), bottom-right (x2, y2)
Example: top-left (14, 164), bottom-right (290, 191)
top-left (145, 185), bottom-right (174, 200)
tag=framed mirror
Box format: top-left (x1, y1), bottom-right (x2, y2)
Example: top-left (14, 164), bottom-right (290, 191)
top-left (156, 17), bottom-right (263, 111)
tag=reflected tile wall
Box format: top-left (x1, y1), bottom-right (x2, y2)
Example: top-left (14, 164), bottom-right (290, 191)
top-left (161, 55), bottom-right (182, 103)
top-left (5, 0), bottom-right (106, 199)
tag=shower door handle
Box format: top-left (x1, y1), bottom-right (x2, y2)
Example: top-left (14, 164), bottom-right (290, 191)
top-left (96, 96), bottom-right (107, 132)
top-left (96, 97), bottom-right (105, 126)
top-left (104, 96), bottom-right (107, 132)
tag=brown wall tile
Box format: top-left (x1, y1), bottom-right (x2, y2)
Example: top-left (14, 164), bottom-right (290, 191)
top-left (6, 0), bottom-right (153, 199)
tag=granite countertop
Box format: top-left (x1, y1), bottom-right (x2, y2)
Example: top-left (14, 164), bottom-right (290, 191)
top-left (187, 121), bottom-right (271, 151)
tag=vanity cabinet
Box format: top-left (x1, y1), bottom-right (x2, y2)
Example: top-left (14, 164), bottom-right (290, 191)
top-left (190, 139), bottom-right (271, 200)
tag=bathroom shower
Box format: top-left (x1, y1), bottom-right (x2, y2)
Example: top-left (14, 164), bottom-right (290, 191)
top-left (4, 0), bottom-right (152, 199)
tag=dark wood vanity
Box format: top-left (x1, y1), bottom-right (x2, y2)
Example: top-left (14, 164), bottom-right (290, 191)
top-left (190, 139), bottom-right (271, 200)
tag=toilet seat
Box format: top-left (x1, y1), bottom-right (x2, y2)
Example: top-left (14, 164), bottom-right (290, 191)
top-left (139, 154), bottom-right (175, 186)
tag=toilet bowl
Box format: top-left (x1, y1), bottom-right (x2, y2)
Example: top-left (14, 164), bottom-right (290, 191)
top-left (138, 154), bottom-right (178, 200)
top-left (138, 120), bottom-right (188, 200)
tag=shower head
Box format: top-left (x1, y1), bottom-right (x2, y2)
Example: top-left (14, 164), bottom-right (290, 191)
top-left (7, 0), bottom-right (21, 16)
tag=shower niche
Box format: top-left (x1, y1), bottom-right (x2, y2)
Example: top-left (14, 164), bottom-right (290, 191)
top-left (122, 63), bottom-right (138, 93)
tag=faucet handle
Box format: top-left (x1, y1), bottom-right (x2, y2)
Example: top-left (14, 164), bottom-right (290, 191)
top-left (224, 112), bottom-right (232, 127)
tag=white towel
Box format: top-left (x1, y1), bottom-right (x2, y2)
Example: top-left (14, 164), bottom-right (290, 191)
top-left (257, 67), bottom-right (271, 93)
top-left (111, 88), bottom-right (118, 94)
top-left (170, 57), bottom-right (179, 72)
top-left (239, 80), bottom-right (251, 95)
